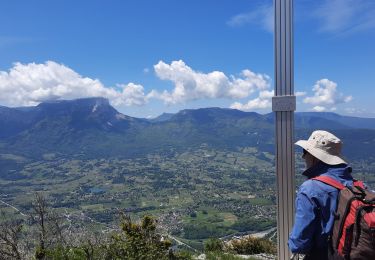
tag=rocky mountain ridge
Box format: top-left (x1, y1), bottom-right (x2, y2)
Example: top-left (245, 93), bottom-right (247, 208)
top-left (1, 97), bottom-right (374, 161)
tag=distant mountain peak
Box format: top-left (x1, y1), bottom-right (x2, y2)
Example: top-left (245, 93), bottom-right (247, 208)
top-left (35, 97), bottom-right (114, 114)
top-left (149, 112), bottom-right (175, 122)
top-left (90, 98), bottom-right (110, 113)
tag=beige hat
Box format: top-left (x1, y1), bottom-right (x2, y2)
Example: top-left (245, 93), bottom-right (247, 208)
top-left (295, 130), bottom-right (347, 165)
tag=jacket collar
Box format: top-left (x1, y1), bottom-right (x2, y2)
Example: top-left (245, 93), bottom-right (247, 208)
top-left (302, 161), bottom-right (352, 179)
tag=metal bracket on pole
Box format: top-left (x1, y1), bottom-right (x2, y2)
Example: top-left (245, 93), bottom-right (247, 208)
top-left (272, 96), bottom-right (296, 112)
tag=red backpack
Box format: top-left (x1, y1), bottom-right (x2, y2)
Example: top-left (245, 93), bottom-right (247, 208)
top-left (312, 176), bottom-right (375, 260)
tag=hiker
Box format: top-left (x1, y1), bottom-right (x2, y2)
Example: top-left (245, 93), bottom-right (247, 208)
top-left (288, 130), bottom-right (354, 260)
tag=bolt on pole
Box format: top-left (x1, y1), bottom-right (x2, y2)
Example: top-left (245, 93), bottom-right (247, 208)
top-left (273, 0), bottom-right (296, 260)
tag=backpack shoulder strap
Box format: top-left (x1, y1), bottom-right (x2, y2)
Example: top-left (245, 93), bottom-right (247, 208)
top-left (312, 175), bottom-right (346, 190)
top-left (353, 179), bottom-right (365, 189)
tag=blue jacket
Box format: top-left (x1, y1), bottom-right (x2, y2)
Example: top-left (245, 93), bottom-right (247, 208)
top-left (288, 162), bottom-right (354, 254)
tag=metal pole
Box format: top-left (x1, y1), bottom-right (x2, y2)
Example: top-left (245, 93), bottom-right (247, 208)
top-left (273, 0), bottom-right (295, 260)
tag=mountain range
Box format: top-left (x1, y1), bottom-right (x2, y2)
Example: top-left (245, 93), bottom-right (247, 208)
top-left (1, 97), bottom-right (375, 161)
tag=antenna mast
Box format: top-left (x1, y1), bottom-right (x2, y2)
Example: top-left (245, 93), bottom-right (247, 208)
top-left (273, 0), bottom-right (295, 259)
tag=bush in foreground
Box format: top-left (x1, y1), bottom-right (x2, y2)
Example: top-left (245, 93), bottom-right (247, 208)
top-left (0, 193), bottom-right (192, 259)
top-left (204, 238), bottom-right (224, 253)
top-left (106, 215), bottom-right (172, 259)
top-left (44, 215), bottom-right (191, 260)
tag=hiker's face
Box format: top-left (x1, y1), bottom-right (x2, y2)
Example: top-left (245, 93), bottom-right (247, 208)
top-left (303, 150), bottom-right (319, 169)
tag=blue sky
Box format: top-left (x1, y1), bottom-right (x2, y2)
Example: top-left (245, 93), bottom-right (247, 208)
top-left (0, 0), bottom-right (374, 118)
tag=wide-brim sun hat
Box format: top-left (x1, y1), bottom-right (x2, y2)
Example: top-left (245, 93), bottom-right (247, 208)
top-left (295, 130), bottom-right (347, 165)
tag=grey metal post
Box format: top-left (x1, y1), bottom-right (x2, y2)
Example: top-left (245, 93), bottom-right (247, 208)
top-left (273, 0), bottom-right (295, 260)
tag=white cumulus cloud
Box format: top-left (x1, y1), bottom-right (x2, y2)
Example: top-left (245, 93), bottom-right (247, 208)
top-left (151, 60), bottom-right (270, 104)
top-left (295, 91), bottom-right (306, 97)
top-left (230, 90), bottom-right (274, 111)
top-left (0, 60), bottom-right (277, 112)
top-left (114, 83), bottom-right (148, 106)
top-left (303, 79), bottom-right (352, 107)
top-left (312, 106), bottom-right (326, 112)
top-left (0, 61), bottom-right (148, 107)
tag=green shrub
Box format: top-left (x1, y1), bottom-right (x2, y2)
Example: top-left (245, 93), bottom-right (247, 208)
top-left (172, 250), bottom-right (194, 260)
top-left (204, 238), bottom-right (224, 252)
top-left (44, 246), bottom-right (87, 259)
top-left (105, 215), bottom-right (172, 259)
top-left (44, 215), bottom-right (177, 259)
